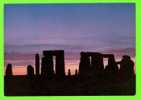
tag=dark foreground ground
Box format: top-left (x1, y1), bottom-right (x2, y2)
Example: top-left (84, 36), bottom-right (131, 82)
top-left (4, 75), bottom-right (135, 96)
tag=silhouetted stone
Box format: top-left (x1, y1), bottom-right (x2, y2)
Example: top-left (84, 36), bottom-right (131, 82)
top-left (55, 51), bottom-right (65, 79)
top-left (27, 65), bottom-right (34, 78)
top-left (75, 69), bottom-right (78, 76)
top-left (5, 64), bottom-right (13, 76)
top-left (41, 54), bottom-right (54, 79)
top-left (118, 55), bottom-right (134, 80)
top-left (90, 52), bottom-right (104, 77)
top-left (104, 54), bottom-right (118, 80)
top-left (68, 69), bottom-right (71, 76)
top-left (79, 52), bottom-right (91, 79)
top-left (79, 52), bottom-right (105, 80)
top-left (117, 55), bottom-right (135, 95)
top-left (35, 53), bottom-right (40, 76)
top-left (42, 50), bottom-right (65, 79)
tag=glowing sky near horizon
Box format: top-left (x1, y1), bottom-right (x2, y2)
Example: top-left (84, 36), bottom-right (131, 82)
top-left (5, 4), bottom-right (135, 75)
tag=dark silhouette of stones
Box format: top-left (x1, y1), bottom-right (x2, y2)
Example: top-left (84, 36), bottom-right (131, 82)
top-left (104, 54), bottom-right (118, 80)
top-left (118, 55), bottom-right (135, 80)
top-left (68, 69), bottom-right (71, 76)
top-left (35, 53), bottom-right (40, 76)
top-left (5, 64), bottom-right (13, 76)
top-left (4, 51), bottom-right (135, 96)
top-left (27, 65), bottom-right (34, 78)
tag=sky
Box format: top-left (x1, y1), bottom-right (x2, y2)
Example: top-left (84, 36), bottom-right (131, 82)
top-left (5, 4), bottom-right (135, 75)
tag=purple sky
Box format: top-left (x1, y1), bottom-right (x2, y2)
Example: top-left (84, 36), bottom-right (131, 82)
top-left (5, 4), bottom-right (135, 48)
top-left (4, 4), bottom-right (135, 75)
